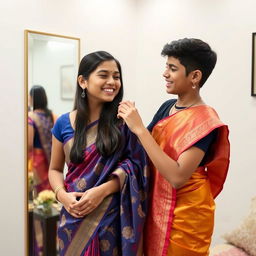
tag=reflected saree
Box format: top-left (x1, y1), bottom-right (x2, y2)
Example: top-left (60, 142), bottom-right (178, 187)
top-left (28, 112), bottom-right (55, 193)
top-left (58, 123), bottom-right (149, 256)
top-left (144, 105), bottom-right (230, 256)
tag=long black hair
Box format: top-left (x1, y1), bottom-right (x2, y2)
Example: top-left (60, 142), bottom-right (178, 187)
top-left (70, 51), bottom-right (124, 164)
top-left (29, 85), bottom-right (53, 122)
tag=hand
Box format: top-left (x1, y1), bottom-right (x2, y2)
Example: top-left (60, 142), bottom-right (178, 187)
top-left (58, 191), bottom-right (84, 218)
top-left (118, 101), bottom-right (145, 135)
top-left (72, 186), bottom-right (106, 217)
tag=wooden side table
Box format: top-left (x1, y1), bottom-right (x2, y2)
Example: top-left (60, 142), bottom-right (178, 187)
top-left (30, 207), bottom-right (60, 256)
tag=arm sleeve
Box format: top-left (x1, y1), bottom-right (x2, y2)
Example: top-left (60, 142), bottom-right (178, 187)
top-left (193, 129), bottom-right (217, 152)
top-left (51, 116), bottom-right (64, 143)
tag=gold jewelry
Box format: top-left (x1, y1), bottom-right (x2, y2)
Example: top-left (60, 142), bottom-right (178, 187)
top-left (54, 185), bottom-right (65, 201)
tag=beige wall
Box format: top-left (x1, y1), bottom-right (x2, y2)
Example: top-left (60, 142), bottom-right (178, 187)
top-left (0, 0), bottom-right (256, 254)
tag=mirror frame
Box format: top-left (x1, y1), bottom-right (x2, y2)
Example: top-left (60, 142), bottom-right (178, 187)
top-left (24, 29), bottom-right (80, 255)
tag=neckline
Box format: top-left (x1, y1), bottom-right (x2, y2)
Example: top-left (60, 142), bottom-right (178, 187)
top-left (86, 119), bottom-right (99, 130)
top-left (169, 99), bottom-right (205, 115)
top-left (68, 112), bottom-right (99, 131)
top-left (174, 103), bottom-right (186, 110)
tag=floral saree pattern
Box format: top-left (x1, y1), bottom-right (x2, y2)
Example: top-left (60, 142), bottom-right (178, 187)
top-left (58, 123), bottom-right (149, 256)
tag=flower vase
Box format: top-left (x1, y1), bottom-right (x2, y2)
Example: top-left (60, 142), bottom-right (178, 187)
top-left (41, 203), bottom-right (53, 215)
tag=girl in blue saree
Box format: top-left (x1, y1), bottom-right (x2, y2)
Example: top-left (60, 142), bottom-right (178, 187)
top-left (48, 51), bottom-right (148, 256)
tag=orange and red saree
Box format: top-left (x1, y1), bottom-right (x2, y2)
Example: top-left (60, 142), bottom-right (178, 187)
top-left (144, 105), bottom-right (230, 256)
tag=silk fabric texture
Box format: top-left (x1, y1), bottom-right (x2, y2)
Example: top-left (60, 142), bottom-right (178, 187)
top-left (144, 105), bottom-right (230, 256)
top-left (58, 123), bottom-right (149, 256)
top-left (28, 112), bottom-right (54, 193)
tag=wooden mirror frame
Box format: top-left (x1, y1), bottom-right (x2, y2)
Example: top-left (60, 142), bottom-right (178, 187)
top-left (24, 29), bottom-right (80, 255)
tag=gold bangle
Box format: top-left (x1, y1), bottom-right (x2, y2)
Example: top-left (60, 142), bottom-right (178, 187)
top-left (54, 185), bottom-right (65, 201)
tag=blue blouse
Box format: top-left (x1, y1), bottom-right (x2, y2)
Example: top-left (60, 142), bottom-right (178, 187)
top-left (51, 113), bottom-right (74, 144)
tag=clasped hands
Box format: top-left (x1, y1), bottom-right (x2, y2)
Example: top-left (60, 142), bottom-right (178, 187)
top-left (117, 101), bottom-right (145, 135)
top-left (62, 186), bottom-right (106, 218)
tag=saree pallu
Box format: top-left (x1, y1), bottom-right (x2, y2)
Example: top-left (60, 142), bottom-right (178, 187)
top-left (29, 149), bottom-right (52, 193)
top-left (28, 112), bottom-right (55, 162)
top-left (28, 112), bottom-right (55, 194)
top-left (144, 105), bottom-right (230, 256)
top-left (58, 123), bottom-right (149, 256)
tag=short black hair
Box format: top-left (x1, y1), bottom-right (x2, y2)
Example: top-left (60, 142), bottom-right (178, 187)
top-left (161, 38), bottom-right (217, 87)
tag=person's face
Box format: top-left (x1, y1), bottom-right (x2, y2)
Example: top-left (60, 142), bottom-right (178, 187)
top-left (163, 56), bottom-right (192, 95)
top-left (80, 60), bottom-right (121, 105)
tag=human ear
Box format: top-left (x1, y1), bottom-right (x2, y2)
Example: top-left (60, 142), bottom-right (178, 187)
top-left (191, 70), bottom-right (202, 85)
top-left (77, 75), bottom-right (87, 89)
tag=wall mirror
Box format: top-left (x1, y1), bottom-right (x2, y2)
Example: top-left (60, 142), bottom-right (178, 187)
top-left (24, 30), bottom-right (80, 255)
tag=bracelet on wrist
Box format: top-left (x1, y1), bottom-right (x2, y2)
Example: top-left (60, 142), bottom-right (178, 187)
top-left (54, 185), bottom-right (65, 201)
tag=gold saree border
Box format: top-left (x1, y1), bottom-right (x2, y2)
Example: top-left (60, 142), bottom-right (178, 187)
top-left (63, 122), bottom-right (98, 165)
top-left (145, 105), bottom-right (230, 256)
top-left (65, 195), bottom-right (112, 256)
top-left (144, 174), bottom-right (176, 256)
top-left (112, 168), bottom-right (127, 189)
top-left (28, 111), bottom-right (52, 162)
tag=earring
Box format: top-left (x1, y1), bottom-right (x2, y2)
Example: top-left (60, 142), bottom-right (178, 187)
top-left (81, 88), bottom-right (86, 98)
top-left (192, 84), bottom-right (196, 89)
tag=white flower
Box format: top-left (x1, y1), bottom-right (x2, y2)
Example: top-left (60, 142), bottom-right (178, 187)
top-left (34, 190), bottom-right (56, 206)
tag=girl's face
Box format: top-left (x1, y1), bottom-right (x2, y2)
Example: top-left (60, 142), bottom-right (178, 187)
top-left (163, 56), bottom-right (192, 95)
top-left (80, 60), bottom-right (121, 105)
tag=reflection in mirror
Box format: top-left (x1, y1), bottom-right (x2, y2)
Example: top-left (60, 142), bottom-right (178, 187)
top-left (25, 30), bottom-right (80, 255)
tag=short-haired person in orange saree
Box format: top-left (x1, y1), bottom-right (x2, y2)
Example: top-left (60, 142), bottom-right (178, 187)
top-left (118, 38), bottom-right (230, 256)
top-left (48, 51), bottom-right (149, 256)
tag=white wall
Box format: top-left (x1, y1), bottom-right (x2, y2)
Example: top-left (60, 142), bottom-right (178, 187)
top-left (0, 0), bottom-right (256, 255)
top-left (31, 39), bottom-right (76, 115)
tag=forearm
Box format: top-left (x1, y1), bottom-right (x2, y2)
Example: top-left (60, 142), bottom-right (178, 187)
top-left (136, 127), bottom-right (182, 187)
top-left (98, 177), bottom-right (120, 197)
top-left (118, 101), bottom-right (203, 188)
top-left (48, 169), bottom-right (64, 189)
top-left (48, 169), bottom-right (66, 200)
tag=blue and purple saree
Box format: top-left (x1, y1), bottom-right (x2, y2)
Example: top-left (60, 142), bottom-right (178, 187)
top-left (58, 121), bottom-right (149, 256)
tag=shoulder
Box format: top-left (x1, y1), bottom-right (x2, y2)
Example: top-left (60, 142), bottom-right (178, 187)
top-left (52, 112), bottom-right (71, 143)
top-left (53, 112), bottom-right (71, 132)
top-left (55, 112), bottom-right (70, 124)
top-left (156, 99), bottom-right (177, 115)
top-left (192, 105), bottom-right (221, 121)
top-left (28, 111), bottom-right (34, 125)
top-left (158, 99), bottom-right (177, 111)
top-left (147, 99), bottom-right (177, 131)
top-left (153, 99), bottom-right (177, 118)
top-left (28, 111), bottom-right (34, 120)
top-left (28, 111), bottom-right (39, 120)
top-left (28, 111), bottom-right (33, 118)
